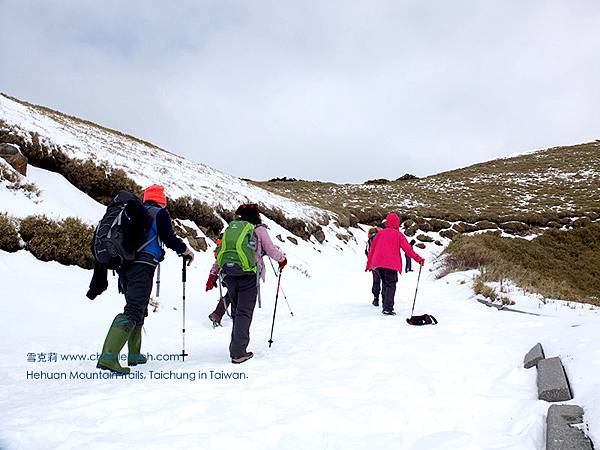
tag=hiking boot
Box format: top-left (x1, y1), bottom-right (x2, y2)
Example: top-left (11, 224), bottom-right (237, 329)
top-left (208, 313), bottom-right (222, 327)
top-left (97, 314), bottom-right (134, 374)
top-left (372, 297), bottom-right (379, 307)
top-left (231, 352), bottom-right (253, 364)
top-left (128, 325), bottom-right (147, 366)
top-left (382, 310), bottom-right (396, 316)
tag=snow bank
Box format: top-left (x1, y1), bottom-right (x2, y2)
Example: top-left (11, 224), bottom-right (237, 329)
top-left (1, 238), bottom-right (598, 449)
top-left (0, 165), bottom-right (104, 223)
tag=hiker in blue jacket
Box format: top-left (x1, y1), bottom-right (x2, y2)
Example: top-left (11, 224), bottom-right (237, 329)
top-left (96, 185), bottom-right (194, 374)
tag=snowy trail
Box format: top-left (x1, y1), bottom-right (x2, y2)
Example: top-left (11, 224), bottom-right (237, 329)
top-left (2, 246), bottom-right (599, 450)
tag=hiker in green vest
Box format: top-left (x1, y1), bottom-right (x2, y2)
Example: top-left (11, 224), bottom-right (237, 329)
top-left (206, 203), bottom-right (287, 364)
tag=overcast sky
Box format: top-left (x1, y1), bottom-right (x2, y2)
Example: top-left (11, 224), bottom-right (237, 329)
top-left (1, 1), bottom-right (599, 183)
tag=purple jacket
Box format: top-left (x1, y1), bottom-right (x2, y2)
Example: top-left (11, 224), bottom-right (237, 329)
top-left (211, 224), bottom-right (285, 281)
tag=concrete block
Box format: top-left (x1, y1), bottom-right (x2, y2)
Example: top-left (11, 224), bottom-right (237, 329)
top-left (524, 343), bottom-right (545, 369)
top-left (547, 404), bottom-right (593, 450)
top-left (537, 357), bottom-right (572, 402)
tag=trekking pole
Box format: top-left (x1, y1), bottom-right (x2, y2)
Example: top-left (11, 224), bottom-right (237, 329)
top-left (409, 265), bottom-right (423, 317)
top-left (256, 271), bottom-right (262, 309)
top-left (181, 258), bottom-right (188, 361)
top-left (156, 263), bottom-right (161, 297)
top-left (268, 259), bottom-right (294, 316)
top-left (268, 272), bottom-right (283, 348)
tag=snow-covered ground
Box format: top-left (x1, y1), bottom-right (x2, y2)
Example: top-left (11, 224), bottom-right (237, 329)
top-left (1, 238), bottom-right (599, 450)
top-left (0, 164), bottom-right (598, 449)
top-left (0, 165), bottom-right (104, 223)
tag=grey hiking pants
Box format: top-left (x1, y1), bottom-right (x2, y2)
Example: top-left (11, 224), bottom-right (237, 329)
top-left (379, 268), bottom-right (398, 312)
top-left (223, 273), bottom-right (258, 358)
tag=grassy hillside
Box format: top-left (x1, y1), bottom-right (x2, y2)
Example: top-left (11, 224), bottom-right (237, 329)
top-left (254, 141), bottom-right (600, 227)
top-left (443, 224), bottom-right (600, 305)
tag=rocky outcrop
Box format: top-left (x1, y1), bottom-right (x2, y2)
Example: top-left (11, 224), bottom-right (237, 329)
top-left (0, 143), bottom-right (27, 176)
top-left (174, 222), bottom-right (207, 252)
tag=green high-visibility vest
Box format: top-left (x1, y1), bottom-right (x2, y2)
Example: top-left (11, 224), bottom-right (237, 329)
top-left (216, 220), bottom-right (257, 273)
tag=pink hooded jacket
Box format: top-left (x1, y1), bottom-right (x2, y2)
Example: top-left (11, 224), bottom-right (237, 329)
top-left (211, 224), bottom-right (285, 282)
top-left (366, 213), bottom-right (424, 272)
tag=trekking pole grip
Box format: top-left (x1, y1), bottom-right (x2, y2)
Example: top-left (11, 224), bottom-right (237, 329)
top-left (182, 257), bottom-right (187, 283)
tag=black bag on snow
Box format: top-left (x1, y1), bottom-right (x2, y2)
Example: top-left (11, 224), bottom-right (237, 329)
top-left (92, 191), bottom-right (151, 270)
top-left (406, 314), bottom-right (438, 326)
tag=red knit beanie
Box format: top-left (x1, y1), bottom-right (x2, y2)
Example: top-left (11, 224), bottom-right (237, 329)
top-left (143, 184), bottom-right (167, 206)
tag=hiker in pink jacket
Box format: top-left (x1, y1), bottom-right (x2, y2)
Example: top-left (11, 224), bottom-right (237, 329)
top-left (206, 203), bottom-right (287, 363)
top-left (366, 213), bottom-right (424, 315)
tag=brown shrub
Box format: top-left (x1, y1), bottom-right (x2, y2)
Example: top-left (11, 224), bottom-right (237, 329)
top-left (500, 221), bottom-right (530, 235)
top-left (0, 213), bottom-right (21, 252)
top-left (167, 196), bottom-right (223, 239)
top-left (261, 206), bottom-right (311, 240)
top-left (404, 225), bottom-right (418, 237)
top-left (62, 159), bottom-right (143, 204)
top-left (19, 215), bottom-right (94, 268)
top-left (474, 220), bottom-right (498, 230)
top-left (573, 217), bottom-right (592, 228)
top-left (439, 229), bottom-right (459, 239)
top-left (346, 207), bottom-right (386, 226)
top-left (443, 224), bottom-right (600, 304)
top-left (427, 219), bottom-right (451, 232)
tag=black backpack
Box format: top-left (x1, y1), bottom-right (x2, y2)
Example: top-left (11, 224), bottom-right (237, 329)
top-left (92, 191), bottom-right (151, 269)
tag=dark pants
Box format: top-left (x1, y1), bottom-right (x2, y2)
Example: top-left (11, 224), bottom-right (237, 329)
top-left (223, 273), bottom-right (258, 358)
top-left (371, 269), bottom-right (382, 299)
top-left (379, 268), bottom-right (398, 312)
top-left (118, 263), bottom-right (156, 326)
top-left (405, 255), bottom-right (412, 272)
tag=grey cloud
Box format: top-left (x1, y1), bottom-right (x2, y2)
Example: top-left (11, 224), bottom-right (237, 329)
top-left (1, 0), bottom-right (599, 183)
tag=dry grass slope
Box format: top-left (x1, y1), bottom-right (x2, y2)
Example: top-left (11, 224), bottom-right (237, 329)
top-left (253, 141), bottom-right (600, 225)
top-left (442, 224), bottom-right (600, 304)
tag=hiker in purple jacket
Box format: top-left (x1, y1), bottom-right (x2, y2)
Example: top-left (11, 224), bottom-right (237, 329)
top-left (206, 203), bottom-right (287, 364)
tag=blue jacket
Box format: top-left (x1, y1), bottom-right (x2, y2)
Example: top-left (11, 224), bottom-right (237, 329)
top-left (137, 202), bottom-right (187, 264)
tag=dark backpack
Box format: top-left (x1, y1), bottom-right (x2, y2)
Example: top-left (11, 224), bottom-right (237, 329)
top-left (365, 227), bottom-right (380, 256)
top-left (92, 191), bottom-right (151, 270)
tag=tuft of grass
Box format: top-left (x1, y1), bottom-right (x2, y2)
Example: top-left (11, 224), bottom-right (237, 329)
top-left (443, 224), bottom-right (600, 305)
top-left (473, 276), bottom-right (497, 301)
